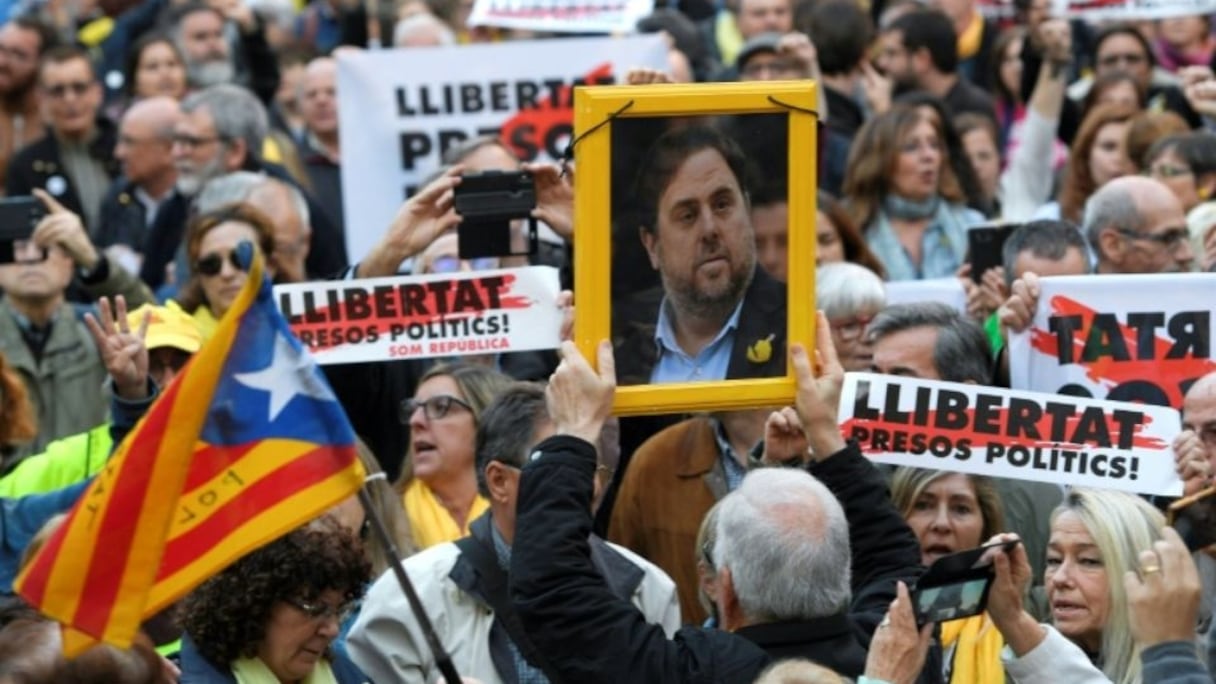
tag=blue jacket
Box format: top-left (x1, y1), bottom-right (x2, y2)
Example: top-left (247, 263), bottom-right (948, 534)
top-left (0, 480), bottom-right (90, 591)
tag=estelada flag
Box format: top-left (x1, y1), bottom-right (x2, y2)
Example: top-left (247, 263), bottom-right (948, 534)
top-left (14, 245), bottom-right (365, 656)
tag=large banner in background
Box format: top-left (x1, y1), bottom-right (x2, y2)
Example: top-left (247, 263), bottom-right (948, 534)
top-left (274, 266), bottom-right (562, 365)
top-left (468, 0), bottom-right (655, 33)
top-left (838, 372), bottom-right (1183, 496)
top-left (336, 37), bottom-right (668, 263)
top-left (1009, 274), bottom-right (1216, 409)
top-left (1054, 0), bottom-right (1216, 19)
top-left (884, 277), bottom-right (967, 314)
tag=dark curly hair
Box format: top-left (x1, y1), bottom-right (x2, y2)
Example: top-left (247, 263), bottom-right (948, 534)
top-left (179, 519), bottom-right (370, 669)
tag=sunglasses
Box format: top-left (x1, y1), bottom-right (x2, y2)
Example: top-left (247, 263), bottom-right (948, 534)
top-left (195, 250), bottom-right (248, 277)
top-left (398, 394), bottom-right (472, 424)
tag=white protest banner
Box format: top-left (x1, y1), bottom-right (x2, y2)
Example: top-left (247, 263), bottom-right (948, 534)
top-left (468, 0), bottom-right (655, 34)
top-left (1053, 0), bottom-right (1216, 20)
top-left (838, 372), bottom-right (1182, 496)
top-left (884, 277), bottom-right (967, 314)
top-left (336, 36), bottom-right (668, 262)
top-left (274, 266), bottom-right (561, 365)
top-left (1008, 274), bottom-right (1216, 409)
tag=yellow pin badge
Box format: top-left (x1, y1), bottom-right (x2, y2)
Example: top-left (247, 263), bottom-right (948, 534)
top-left (746, 334), bottom-right (776, 364)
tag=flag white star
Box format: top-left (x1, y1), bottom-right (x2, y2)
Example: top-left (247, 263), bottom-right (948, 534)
top-left (234, 334), bottom-right (335, 422)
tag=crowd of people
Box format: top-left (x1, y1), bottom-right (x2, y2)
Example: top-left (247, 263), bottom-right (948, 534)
top-left (0, 0), bottom-right (1215, 680)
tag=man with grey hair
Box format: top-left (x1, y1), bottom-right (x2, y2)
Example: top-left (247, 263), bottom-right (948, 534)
top-left (509, 330), bottom-right (927, 681)
top-left (167, 1), bottom-right (280, 104)
top-left (348, 382), bottom-right (679, 683)
top-left (866, 302), bottom-right (1059, 583)
top-left (392, 13), bottom-right (457, 47)
top-left (1082, 175), bottom-right (1193, 274)
top-left (195, 171), bottom-right (312, 283)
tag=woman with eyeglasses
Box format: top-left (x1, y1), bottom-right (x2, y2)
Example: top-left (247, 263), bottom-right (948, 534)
top-left (393, 362), bottom-right (513, 550)
top-left (178, 517), bottom-right (370, 683)
top-left (815, 262), bottom-right (885, 372)
top-left (843, 104), bottom-right (985, 282)
top-left (176, 203), bottom-right (277, 341)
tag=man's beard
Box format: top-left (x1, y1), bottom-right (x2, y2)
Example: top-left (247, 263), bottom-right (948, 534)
top-left (0, 70), bottom-right (36, 106)
top-left (660, 245), bottom-right (755, 325)
top-left (187, 58), bottom-right (235, 88)
top-left (176, 153), bottom-right (228, 197)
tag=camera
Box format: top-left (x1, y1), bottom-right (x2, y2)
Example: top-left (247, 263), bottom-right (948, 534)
top-left (0, 196), bottom-right (47, 264)
top-left (453, 170), bottom-right (538, 260)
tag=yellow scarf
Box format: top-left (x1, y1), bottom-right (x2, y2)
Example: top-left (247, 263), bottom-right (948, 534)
top-left (957, 12), bottom-right (984, 61)
top-left (941, 613), bottom-right (1005, 684)
top-left (189, 304), bottom-right (220, 343)
top-left (716, 12), bottom-right (744, 68)
top-left (402, 479), bottom-right (489, 550)
top-left (231, 656), bottom-right (338, 684)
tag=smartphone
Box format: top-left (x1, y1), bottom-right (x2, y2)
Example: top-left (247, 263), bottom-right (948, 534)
top-left (453, 170), bottom-right (538, 260)
top-left (1168, 485), bottom-right (1216, 552)
top-left (0, 196), bottom-right (47, 263)
top-left (967, 224), bottom-right (1017, 284)
top-left (911, 539), bottom-right (1019, 624)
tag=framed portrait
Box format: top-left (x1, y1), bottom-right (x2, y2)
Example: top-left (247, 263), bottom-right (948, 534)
top-left (572, 81), bottom-right (818, 416)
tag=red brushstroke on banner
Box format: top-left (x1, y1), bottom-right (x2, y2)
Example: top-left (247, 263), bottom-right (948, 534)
top-left (1028, 295), bottom-right (1216, 407)
top-left (498, 63), bottom-right (612, 160)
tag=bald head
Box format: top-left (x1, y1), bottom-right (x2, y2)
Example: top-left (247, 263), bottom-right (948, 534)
top-left (1084, 176), bottom-right (1191, 274)
top-left (1183, 372), bottom-right (1216, 469)
top-left (247, 178), bottom-right (311, 283)
top-left (301, 57), bottom-right (338, 140)
top-left (116, 95), bottom-right (180, 190)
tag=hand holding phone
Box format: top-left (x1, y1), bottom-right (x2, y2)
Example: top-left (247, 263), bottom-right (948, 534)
top-left (911, 538), bottom-right (1020, 625)
top-left (0, 196), bottom-right (48, 264)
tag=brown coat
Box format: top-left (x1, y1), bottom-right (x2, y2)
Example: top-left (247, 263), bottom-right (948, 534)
top-left (607, 416), bottom-right (728, 625)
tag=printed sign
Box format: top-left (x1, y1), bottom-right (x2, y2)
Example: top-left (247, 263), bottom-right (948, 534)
top-left (468, 0), bottom-right (655, 33)
top-left (884, 277), bottom-right (967, 314)
top-left (336, 36), bottom-right (668, 263)
top-left (1054, 0), bottom-right (1216, 19)
top-left (1009, 274), bottom-right (1216, 409)
top-left (838, 372), bottom-right (1182, 496)
top-left (274, 266), bottom-right (562, 365)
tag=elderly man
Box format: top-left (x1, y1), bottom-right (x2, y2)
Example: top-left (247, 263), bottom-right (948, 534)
top-left (6, 46), bottom-right (118, 232)
top-left (169, 1), bottom-right (279, 104)
top-left (299, 57), bottom-right (343, 239)
top-left (0, 17), bottom-right (56, 189)
top-left (510, 326), bottom-right (928, 681)
top-left (1084, 176), bottom-right (1194, 274)
top-left (615, 125), bottom-right (786, 386)
top-left (96, 97), bottom-right (181, 272)
top-left (348, 382), bottom-right (680, 683)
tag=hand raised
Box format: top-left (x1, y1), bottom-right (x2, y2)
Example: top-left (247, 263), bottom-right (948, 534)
top-left (84, 296), bottom-right (149, 400)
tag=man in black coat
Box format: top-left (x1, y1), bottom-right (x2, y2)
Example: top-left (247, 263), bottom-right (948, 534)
top-left (510, 326), bottom-right (937, 682)
top-left (6, 46), bottom-right (119, 233)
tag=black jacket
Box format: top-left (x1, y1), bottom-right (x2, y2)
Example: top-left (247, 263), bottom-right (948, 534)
top-left (511, 435), bottom-right (936, 683)
top-left (5, 120), bottom-right (120, 231)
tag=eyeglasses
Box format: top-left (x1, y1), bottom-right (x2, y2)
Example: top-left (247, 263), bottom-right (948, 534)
top-left (429, 255), bottom-right (498, 274)
top-left (399, 394), bottom-right (473, 424)
top-left (44, 81), bottom-right (92, 99)
top-left (173, 133), bottom-right (224, 150)
top-left (283, 596), bottom-right (354, 623)
top-left (1099, 52), bottom-right (1146, 68)
top-left (1149, 164), bottom-right (1192, 179)
top-left (1114, 226), bottom-right (1191, 249)
top-left (195, 250), bottom-right (248, 277)
top-left (830, 315), bottom-right (875, 341)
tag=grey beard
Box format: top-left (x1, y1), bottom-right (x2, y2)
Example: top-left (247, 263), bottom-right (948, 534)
top-left (188, 60), bottom-right (235, 88)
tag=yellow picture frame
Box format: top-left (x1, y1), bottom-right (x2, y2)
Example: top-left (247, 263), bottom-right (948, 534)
top-left (572, 81), bottom-right (818, 417)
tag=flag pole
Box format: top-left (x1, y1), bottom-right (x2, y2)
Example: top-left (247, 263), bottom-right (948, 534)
top-left (357, 483), bottom-right (462, 684)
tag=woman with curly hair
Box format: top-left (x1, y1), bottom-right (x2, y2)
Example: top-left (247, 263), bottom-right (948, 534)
top-left (178, 519), bottom-right (371, 683)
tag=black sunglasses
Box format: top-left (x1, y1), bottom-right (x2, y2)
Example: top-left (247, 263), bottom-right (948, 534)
top-left (195, 250), bottom-right (248, 277)
top-left (398, 394), bottom-right (472, 424)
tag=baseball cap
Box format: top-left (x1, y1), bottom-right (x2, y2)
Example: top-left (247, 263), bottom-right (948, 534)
top-left (126, 302), bottom-right (203, 354)
top-left (736, 33), bottom-right (783, 71)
